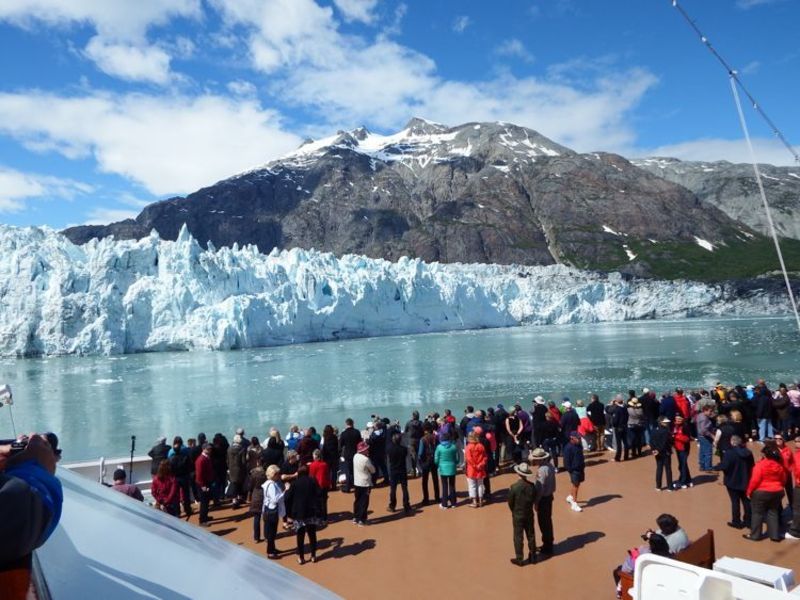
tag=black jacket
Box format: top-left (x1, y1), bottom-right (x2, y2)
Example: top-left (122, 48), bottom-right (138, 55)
top-left (609, 404), bottom-right (628, 429)
top-left (714, 446), bottom-right (755, 491)
top-left (560, 410), bottom-right (580, 436)
top-left (284, 474), bottom-right (322, 521)
top-left (650, 426), bottom-right (672, 455)
top-left (339, 427), bottom-right (362, 460)
top-left (387, 441), bottom-right (408, 477)
top-left (321, 435), bottom-right (339, 464)
top-left (404, 419), bottom-right (423, 441)
top-left (587, 400), bottom-right (605, 427)
top-left (148, 442), bottom-right (169, 475)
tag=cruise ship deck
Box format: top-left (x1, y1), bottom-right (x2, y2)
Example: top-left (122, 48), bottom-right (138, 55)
top-left (174, 447), bottom-right (800, 598)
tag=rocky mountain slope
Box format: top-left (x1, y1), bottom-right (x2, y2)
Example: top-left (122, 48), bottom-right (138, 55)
top-left (63, 118), bottom-right (800, 281)
top-left (632, 157), bottom-right (800, 240)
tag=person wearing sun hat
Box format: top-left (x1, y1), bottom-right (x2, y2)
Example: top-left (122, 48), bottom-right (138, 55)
top-left (352, 441), bottom-right (375, 526)
top-left (507, 461), bottom-right (540, 566)
top-left (530, 447), bottom-right (556, 555)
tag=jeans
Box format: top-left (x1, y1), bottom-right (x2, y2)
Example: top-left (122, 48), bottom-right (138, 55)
top-left (758, 418), bottom-right (774, 441)
top-left (265, 510), bottom-right (279, 554)
top-left (353, 486), bottom-right (370, 522)
top-left (676, 449), bottom-right (692, 486)
top-left (389, 473), bottom-right (410, 510)
top-left (789, 488), bottom-right (800, 535)
top-left (467, 477), bottom-right (484, 499)
top-left (698, 437), bottom-right (713, 471)
top-left (627, 426), bottom-right (644, 457)
top-left (726, 488), bottom-right (751, 526)
top-left (655, 454), bottom-right (673, 489)
top-left (421, 466), bottom-right (440, 503)
top-left (440, 475), bottom-right (456, 507)
top-left (614, 428), bottom-right (629, 461)
top-left (176, 476), bottom-right (193, 515)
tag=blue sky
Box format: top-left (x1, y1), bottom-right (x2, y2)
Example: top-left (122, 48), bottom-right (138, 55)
top-left (0, 0), bottom-right (798, 229)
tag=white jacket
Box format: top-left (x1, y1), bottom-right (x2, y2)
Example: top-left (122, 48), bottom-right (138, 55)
top-left (262, 479), bottom-right (286, 518)
top-left (353, 453), bottom-right (375, 488)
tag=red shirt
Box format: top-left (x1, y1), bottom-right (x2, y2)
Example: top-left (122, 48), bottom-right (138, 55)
top-left (308, 459), bottom-right (330, 489)
top-left (195, 452), bottom-right (214, 487)
top-left (793, 449), bottom-right (800, 486)
top-left (747, 458), bottom-right (788, 497)
top-left (465, 441), bottom-right (487, 480)
top-left (674, 394), bottom-right (691, 420)
top-left (779, 446), bottom-right (794, 474)
top-left (151, 474), bottom-right (180, 505)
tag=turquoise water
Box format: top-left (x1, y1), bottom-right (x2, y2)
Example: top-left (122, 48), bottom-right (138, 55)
top-left (1, 316), bottom-right (798, 461)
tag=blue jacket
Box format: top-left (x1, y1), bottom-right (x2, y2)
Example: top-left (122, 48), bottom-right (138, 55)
top-left (563, 442), bottom-right (585, 474)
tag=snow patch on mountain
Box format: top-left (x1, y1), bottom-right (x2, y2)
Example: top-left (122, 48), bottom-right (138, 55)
top-left (0, 225), bottom-right (783, 357)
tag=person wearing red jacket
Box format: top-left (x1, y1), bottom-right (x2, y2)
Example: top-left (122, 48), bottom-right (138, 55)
top-left (465, 432), bottom-right (488, 508)
top-left (151, 459), bottom-right (180, 516)
top-left (308, 449), bottom-right (330, 521)
top-left (744, 446), bottom-right (787, 542)
top-left (195, 443), bottom-right (215, 526)
top-left (674, 389), bottom-right (691, 421)
top-left (672, 415), bottom-right (693, 489)
top-left (785, 438), bottom-right (800, 539)
top-left (775, 434), bottom-right (794, 505)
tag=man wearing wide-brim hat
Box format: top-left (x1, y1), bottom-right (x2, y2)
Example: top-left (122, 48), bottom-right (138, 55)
top-left (507, 462), bottom-right (540, 566)
top-left (529, 447), bottom-right (556, 555)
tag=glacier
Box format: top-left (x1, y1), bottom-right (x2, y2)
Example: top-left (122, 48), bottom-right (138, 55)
top-left (0, 224), bottom-right (786, 357)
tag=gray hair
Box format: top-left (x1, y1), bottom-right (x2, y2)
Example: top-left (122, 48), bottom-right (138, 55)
top-left (233, 434), bottom-right (243, 445)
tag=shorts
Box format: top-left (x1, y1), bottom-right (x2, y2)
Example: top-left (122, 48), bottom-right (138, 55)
top-left (569, 471), bottom-right (585, 485)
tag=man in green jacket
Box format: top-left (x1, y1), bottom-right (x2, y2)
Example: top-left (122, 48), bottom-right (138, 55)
top-left (507, 462), bottom-right (540, 565)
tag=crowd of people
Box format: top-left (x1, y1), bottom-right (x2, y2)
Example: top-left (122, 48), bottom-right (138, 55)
top-left (111, 378), bottom-right (800, 566)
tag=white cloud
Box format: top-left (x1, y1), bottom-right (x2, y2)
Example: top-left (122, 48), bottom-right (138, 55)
top-left (452, 15), bottom-right (471, 33)
top-left (226, 80), bottom-right (258, 97)
top-left (0, 166), bottom-right (92, 213)
top-left (0, 92), bottom-right (302, 195)
top-left (736, 0), bottom-right (786, 9)
top-left (638, 138), bottom-right (799, 166)
top-left (84, 207), bottom-right (139, 225)
top-left (0, 0), bottom-right (201, 84)
top-left (740, 60), bottom-right (761, 75)
top-left (0, 0), bottom-right (201, 39)
top-left (84, 37), bottom-right (172, 84)
top-left (333, 0), bottom-right (378, 23)
top-left (494, 39), bottom-right (535, 63)
top-left (212, 0), bottom-right (656, 152)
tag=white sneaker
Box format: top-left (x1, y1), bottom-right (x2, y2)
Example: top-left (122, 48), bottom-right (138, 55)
top-left (786, 531), bottom-right (800, 540)
top-left (566, 495), bottom-right (574, 504)
top-left (570, 502), bottom-right (583, 512)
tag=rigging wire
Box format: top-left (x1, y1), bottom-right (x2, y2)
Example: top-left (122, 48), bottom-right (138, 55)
top-left (670, 0), bottom-right (800, 334)
top-left (730, 77), bottom-right (800, 333)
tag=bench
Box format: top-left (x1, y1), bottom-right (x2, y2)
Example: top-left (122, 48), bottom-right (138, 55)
top-left (617, 529), bottom-right (716, 599)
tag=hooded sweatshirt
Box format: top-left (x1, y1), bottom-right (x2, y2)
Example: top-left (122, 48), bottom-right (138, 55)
top-left (434, 441), bottom-right (458, 477)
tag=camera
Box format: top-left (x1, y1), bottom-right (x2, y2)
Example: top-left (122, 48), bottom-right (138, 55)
top-left (0, 432), bottom-right (61, 457)
top-left (640, 529), bottom-right (655, 541)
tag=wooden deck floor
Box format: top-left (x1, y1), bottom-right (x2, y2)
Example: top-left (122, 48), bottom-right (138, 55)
top-left (186, 447), bottom-right (800, 599)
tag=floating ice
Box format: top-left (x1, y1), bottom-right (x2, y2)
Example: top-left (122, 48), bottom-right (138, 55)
top-left (0, 225), bottom-right (783, 357)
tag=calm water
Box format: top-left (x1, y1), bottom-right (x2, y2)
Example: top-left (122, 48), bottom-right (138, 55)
top-left (1, 317), bottom-right (798, 461)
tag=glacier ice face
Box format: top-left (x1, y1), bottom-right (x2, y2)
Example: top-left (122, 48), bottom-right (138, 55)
top-left (0, 224), bottom-right (786, 357)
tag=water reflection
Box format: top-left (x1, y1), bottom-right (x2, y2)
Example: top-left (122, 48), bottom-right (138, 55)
top-left (0, 317), bottom-right (797, 461)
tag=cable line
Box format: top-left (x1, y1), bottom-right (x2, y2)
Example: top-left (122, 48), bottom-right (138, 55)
top-left (670, 0), bottom-right (800, 334)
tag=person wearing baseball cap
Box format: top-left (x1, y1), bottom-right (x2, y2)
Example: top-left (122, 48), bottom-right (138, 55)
top-left (507, 462), bottom-right (540, 565)
top-left (563, 431), bottom-right (585, 512)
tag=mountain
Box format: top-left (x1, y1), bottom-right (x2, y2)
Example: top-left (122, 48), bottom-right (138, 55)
top-left (63, 118), bottom-right (800, 281)
top-left (0, 224), bottom-right (785, 356)
top-left (632, 157), bottom-right (800, 240)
